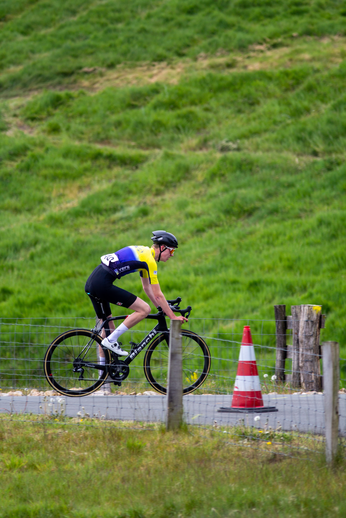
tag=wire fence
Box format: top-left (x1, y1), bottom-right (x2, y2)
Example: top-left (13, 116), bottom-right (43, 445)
top-left (0, 316), bottom-right (345, 459)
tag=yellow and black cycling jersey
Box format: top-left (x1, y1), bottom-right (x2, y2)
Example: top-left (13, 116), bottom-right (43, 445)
top-left (101, 246), bottom-right (159, 285)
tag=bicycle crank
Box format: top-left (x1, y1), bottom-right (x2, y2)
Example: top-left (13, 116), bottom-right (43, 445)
top-left (108, 359), bottom-right (130, 382)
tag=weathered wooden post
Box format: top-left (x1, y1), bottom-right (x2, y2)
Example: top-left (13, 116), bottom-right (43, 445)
top-left (274, 305), bottom-right (287, 382)
top-left (299, 305), bottom-right (322, 391)
top-left (166, 320), bottom-right (183, 431)
top-left (291, 305), bottom-right (301, 388)
top-left (275, 304), bottom-right (325, 387)
top-left (322, 341), bottom-right (339, 466)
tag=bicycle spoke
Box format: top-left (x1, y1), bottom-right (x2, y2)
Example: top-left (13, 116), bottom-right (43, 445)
top-left (144, 330), bottom-right (211, 395)
top-left (44, 329), bottom-right (110, 396)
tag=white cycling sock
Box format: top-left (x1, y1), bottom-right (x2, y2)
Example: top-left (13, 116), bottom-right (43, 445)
top-left (107, 323), bottom-right (129, 343)
top-left (98, 356), bottom-right (105, 379)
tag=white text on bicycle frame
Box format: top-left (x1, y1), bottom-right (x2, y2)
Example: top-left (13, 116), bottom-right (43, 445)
top-left (129, 330), bottom-right (157, 360)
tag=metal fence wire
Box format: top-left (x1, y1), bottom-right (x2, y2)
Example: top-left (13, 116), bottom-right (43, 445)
top-left (0, 316), bottom-right (345, 458)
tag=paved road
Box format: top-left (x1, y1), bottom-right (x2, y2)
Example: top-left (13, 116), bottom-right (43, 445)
top-left (1, 393), bottom-right (346, 436)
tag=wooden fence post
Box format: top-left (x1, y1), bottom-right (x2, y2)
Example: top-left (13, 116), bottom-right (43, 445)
top-left (274, 305), bottom-right (287, 382)
top-left (275, 304), bottom-right (326, 387)
top-left (299, 305), bottom-right (322, 391)
top-left (166, 320), bottom-right (183, 431)
top-left (291, 305), bottom-right (301, 388)
top-left (322, 341), bottom-right (339, 466)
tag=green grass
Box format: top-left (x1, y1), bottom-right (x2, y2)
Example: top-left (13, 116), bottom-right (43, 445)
top-left (0, 1), bottom-right (346, 353)
top-left (1, 416), bottom-right (346, 518)
top-left (1, 0), bottom-right (346, 93)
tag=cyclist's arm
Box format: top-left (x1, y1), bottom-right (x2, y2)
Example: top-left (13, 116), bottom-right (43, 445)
top-left (141, 278), bottom-right (187, 322)
top-left (141, 277), bottom-right (158, 307)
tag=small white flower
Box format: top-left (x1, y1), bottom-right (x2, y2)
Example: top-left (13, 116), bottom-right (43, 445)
top-left (50, 397), bottom-right (55, 403)
top-left (263, 374), bottom-right (268, 378)
top-left (271, 375), bottom-right (277, 381)
top-left (254, 416), bottom-right (261, 422)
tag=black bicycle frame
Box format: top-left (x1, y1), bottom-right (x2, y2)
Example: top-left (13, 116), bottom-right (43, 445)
top-left (80, 311), bottom-right (170, 373)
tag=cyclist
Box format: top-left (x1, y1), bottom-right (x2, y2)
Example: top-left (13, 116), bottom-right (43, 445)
top-left (85, 230), bottom-right (188, 357)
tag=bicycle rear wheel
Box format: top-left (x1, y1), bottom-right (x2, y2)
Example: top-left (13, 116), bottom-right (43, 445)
top-left (143, 329), bottom-right (211, 395)
top-left (43, 329), bottom-right (111, 397)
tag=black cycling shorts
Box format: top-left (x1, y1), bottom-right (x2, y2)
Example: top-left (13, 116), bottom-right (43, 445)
top-left (85, 264), bottom-right (137, 319)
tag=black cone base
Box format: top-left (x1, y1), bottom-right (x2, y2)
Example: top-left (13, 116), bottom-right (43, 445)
top-left (218, 406), bottom-right (278, 413)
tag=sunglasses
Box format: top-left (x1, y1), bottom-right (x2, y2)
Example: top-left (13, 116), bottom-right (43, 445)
top-left (163, 247), bottom-right (175, 256)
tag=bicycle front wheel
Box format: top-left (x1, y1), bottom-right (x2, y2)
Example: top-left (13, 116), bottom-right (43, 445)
top-left (43, 329), bottom-right (111, 397)
top-left (143, 329), bottom-right (211, 395)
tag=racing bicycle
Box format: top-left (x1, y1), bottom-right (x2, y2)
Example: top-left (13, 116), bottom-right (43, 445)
top-left (43, 297), bottom-right (211, 397)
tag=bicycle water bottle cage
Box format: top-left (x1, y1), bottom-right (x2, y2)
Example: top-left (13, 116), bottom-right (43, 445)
top-left (130, 341), bottom-right (139, 353)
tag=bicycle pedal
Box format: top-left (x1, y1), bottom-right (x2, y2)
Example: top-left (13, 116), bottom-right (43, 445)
top-left (113, 381), bottom-right (122, 387)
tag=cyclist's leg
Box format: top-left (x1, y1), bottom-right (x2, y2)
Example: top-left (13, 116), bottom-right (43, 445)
top-left (85, 266), bottom-right (116, 365)
top-left (85, 294), bottom-right (117, 391)
top-left (122, 298), bottom-right (151, 328)
top-left (102, 297), bottom-right (150, 345)
top-left (84, 295), bottom-right (111, 377)
top-left (104, 296), bottom-right (150, 345)
top-left (88, 296), bottom-right (115, 335)
top-left (85, 264), bottom-right (150, 344)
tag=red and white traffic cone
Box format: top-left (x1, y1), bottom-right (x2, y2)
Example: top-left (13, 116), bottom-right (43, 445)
top-left (218, 326), bottom-right (277, 413)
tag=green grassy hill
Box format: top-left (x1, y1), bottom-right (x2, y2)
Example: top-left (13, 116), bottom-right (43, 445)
top-left (0, 0), bottom-right (345, 347)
